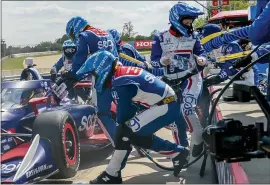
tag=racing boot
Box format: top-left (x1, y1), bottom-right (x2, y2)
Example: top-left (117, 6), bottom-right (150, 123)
top-left (89, 171), bottom-right (122, 184)
top-left (192, 142), bottom-right (204, 157)
top-left (172, 147), bottom-right (190, 177)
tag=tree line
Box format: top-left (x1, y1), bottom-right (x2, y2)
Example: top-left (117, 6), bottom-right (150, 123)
top-left (2, 22), bottom-right (157, 57)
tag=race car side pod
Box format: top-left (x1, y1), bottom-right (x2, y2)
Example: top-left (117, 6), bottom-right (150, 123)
top-left (202, 26), bottom-right (250, 52)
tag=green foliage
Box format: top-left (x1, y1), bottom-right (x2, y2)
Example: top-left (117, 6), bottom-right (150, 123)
top-left (223, 0), bottom-right (250, 11)
top-left (55, 34), bottom-right (69, 45)
top-left (193, 17), bottom-right (207, 29)
top-left (206, 0), bottom-right (252, 18)
top-left (120, 21), bottom-right (156, 41)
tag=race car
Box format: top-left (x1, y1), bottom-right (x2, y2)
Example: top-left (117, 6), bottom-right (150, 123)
top-left (1, 79), bottom-right (115, 184)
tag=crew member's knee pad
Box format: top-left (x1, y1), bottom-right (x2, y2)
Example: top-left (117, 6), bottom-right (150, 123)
top-left (115, 123), bottom-right (153, 150)
top-left (114, 124), bottom-right (132, 151)
top-left (129, 134), bottom-right (154, 149)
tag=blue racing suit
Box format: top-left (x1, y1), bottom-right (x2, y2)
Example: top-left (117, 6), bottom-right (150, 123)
top-left (105, 65), bottom-right (187, 176)
top-left (251, 44), bottom-right (270, 64)
top-left (74, 50), bottom-right (188, 177)
top-left (71, 26), bottom-right (119, 144)
top-left (250, 1), bottom-right (270, 100)
top-left (118, 41), bottom-right (146, 62)
top-left (215, 42), bottom-right (259, 86)
top-left (255, 0), bottom-right (270, 19)
top-left (249, 2), bottom-right (270, 45)
top-left (53, 55), bottom-right (73, 72)
top-left (251, 44), bottom-right (270, 94)
top-left (150, 29), bottom-right (207, 148)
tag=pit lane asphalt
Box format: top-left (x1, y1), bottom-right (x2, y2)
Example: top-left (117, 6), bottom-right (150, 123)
top-left (39, 129), bottom-right (213, 184)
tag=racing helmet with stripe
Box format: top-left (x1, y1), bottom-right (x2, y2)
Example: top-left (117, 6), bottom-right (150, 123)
top-left (66, 16), bottom-right (89, 43)
top-left (169, 2), bottom-right (204, 37)
top-left (76, 50), bottom-right (118, 93)
top-left (62, 39), bottom-right (77, 60)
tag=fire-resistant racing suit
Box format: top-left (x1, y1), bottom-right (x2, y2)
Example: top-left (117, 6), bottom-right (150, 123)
top-left (69, 24), bottom-right (119, 145)
top-left (204, 41), bottom-right (260, 87)
top-left (71, 50), bottom-right (190, 183)
top-left (119, 41), bottom-right (146, 62)
top-left (249, 2), bottom-right (270, 45)
top-left (150, 28), bottom-right (207, 156)
top-left (52, 55), bottom-right (73, 73)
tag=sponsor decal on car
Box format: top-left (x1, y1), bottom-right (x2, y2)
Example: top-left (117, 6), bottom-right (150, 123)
top-left (26, 164), bottom-right (53, 178)
top-left (1, 137), bottom-right (13, 144)
top-left (79, 114), bottom-right (97, 132)
top-left (1, 162), bottom-right (22, 174)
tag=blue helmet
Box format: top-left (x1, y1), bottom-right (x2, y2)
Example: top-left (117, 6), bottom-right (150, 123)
top-left (108, 29), bottom-right (121, 44)
top-left (62, 39), bottom-right (77, 60)
top-left (201, 24), bottom-right (222, 38)
top-left (66, 16), bottom-right (89, 43)
top-left (169, 2), bottom-right (204, 37)
top-left (76, 50), bottom-right (117, 92)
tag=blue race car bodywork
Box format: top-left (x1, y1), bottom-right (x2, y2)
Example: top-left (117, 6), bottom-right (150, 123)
top-left (1, 79), bottom-right (113, 184)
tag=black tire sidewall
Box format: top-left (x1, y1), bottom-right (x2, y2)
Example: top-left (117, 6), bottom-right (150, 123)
top-left (32, 111), bottom-right (80, 178)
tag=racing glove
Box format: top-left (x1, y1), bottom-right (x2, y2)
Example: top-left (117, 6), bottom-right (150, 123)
top-left (204, 75), bottom-right (223, 87)
top-left (144, 61), bottom-right (153, 73)
top-left (53, 71), bottom-right (79, 100)
top-left (50, 67), bottom-right (57, 82)
top-left (50, 67), bottom-right (57, 74)
top-left (160, 55), bottom-right (171, 66)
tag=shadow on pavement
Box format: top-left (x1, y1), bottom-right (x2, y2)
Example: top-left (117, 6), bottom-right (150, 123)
top-left (124, 157), bottom-right (213, 184)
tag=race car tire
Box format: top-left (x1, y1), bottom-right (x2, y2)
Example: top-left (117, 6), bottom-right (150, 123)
top-left (32, 111), bottom-right (80, 179)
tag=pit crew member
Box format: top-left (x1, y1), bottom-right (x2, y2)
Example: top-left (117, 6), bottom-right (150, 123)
top-left (54, 50), bottom-right (191, 183)
top-left (150, 2), bottom-right (207, 157)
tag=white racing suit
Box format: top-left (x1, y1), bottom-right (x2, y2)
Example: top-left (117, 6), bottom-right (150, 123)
top-left (150, 29), bottom-right (207, 153)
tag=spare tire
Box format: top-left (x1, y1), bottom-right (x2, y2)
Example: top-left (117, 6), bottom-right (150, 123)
top-left (32, 111), bottom-right (80, 179)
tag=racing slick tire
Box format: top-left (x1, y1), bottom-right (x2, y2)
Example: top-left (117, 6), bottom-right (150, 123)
top-left (32, 111), bottom-right (80, 179)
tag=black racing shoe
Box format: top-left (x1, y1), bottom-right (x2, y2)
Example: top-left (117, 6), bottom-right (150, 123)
top-left (192, 142), bottom-right (204, 157)
top-left (89, 171), bottom-right (122, 184)
top-left (172, 147), bottom-right (190, 177)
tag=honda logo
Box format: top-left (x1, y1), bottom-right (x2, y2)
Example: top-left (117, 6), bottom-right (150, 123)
top-left (134, 40), bottom-right (152, 49)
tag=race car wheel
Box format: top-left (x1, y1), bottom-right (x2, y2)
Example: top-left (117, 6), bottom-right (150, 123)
top-left (32, 111), bottom-right (80, 179)
top-left (63, 122), bottom-right (77, 166)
